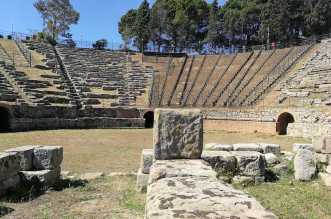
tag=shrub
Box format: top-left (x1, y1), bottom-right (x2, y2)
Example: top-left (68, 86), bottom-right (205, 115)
top-left (7, 35), bottom-right (12, 40)
top-left (93, 39), bottom-right (108, 50)
top-left (0, 34), bottom-right (3, 39)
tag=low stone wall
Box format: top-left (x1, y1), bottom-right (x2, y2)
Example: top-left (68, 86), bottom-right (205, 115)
top-left (0, 145), bottom-right (63, 196)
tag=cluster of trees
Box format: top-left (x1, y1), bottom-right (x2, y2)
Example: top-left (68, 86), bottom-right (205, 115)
top-left (119, 0), bottom-right (331, 52)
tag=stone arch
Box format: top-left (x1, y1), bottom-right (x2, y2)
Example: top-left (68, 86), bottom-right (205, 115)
top-left (0, 107), bottom-right (11, 132)
top-left (143, 111), bottom-right (154, 128)
top-left (276, 112), bottom-right (295, 135)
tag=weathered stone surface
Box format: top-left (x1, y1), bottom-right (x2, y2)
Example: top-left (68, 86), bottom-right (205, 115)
top-left (326, 164), bottom-right (331, 174)
top-left (80, 172), bottom-right (104, 181)
top-left (260, 143), bottom-right (281, 155)
top-left (0, 152), bottom-right (21, 181)
top-left (149, 160), bottom-right (216, 184)
top-left (153, 109), bottom-right (203, 160)
top-left (315, 153), bottom-right (329, 164)
top-left (5, 146), bottom-right (36, 171)
top-left (293, 143), bottom-right (313, 153)
top-left (272, 163), bottom-right (289, 176)
top-left (0, 175), bottom-right (20, 196)
top-left (281, 151), bottom-right (295, 161)
top-left (319, 173), bottom-right (331, 187)
top-left (294, 149), bottom-right (316, 181)
top-left (201, 151), bottom-right (237, 175)
top-left (140, 149), bottom-right (153, 174)
top-left (313, 136), bottom-right (331, 154)
top-left (20, 168), bottom-right (61, 186)
top-left (33, 146), bottom-right (63, 170)
top-left (231, 151), bottom-right (266, 177)
top-left (233, 143), bottom-right (263, 153)
top-left (265, 153), bottom-right (280, 166)
top-left (136, 168), bottom-right (149, 193)
top-left (145, 177), bottom-right (277, 219)
top-left (204, 143), bottom-right (233, 151)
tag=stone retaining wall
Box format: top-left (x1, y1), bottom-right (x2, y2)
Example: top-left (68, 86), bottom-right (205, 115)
top-left (0, 145), bottom-right (63, 196)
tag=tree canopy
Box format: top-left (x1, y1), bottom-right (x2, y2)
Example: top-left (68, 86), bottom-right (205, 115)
top-left (34, 0), bottom-right (80, 41)
top-left (119, 0), bottom-right (331, 52)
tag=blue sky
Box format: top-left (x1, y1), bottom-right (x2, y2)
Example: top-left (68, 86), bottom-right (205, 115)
top-left (0, 0), bottom-right (224, 45)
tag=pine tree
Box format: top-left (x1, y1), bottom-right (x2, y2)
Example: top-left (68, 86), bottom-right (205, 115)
top-left (134, 0), bottom-right (151, 52)
top-left (205, 0), bottom-right (223, 50)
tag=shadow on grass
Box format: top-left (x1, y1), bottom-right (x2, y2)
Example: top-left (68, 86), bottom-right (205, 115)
top-left (2, 178), bottom-right (88, 203)
top-left (0, 206), bottom-right (14, 217)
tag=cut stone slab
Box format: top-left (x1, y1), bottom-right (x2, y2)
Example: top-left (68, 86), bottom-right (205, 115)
top-left (0, 152), bottom-right (21, 181)
top-left (294, 149), bottom-right (316, 181)
top-left (20, 168), bottom-right (61, 186)
top-left (293, 144), bottom-right (313, 153)
top-left (231, 151), bottom-right (266, 177)
top-left (201, 151), bottom-right (237, 175)
top-left (136, 168), bottom-right (149, 193)
top-left (149, 160), bottom-right (216, 184)
top-left (233, 143), bottom-right (263, 153)
top-left (33, 146), bottom-right (63, 170)
top-left (204, 143), bottom-right (233, 151)
top-left (315, 153), bottom-right (329, 165)
top-left (153, 109), bottom-right (203, 160)
top-left (5, 145), bottom-right (36, 171)
top-left (259, 143), bottom-right (281, 155)
top-left (145, 176), bottom-right (277, 219)
top-left (319, 173), bottom-right (331, 187)
top-left (140, 149), bottom-right (153, 174)
top-left (80, 172), bottom-right (104, 181)
top-left (265, 153), bottom-right (280, 166)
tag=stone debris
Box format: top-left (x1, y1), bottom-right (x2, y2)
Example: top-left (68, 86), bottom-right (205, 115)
top-left (313, 136), bottom-right (331, 154)
top-left (294, 149), bottom-right (317, 181)
top-left (140, 149), bottom-right (153, 174)
top-left (153, 109), bottom-right (203, 160)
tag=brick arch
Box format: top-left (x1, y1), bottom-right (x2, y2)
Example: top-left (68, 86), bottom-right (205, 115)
top-left (276, 112), bottom-right (295, 135)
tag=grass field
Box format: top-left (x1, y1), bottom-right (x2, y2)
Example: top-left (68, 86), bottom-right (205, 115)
top-left (0, 129), bottom-right (310, 173)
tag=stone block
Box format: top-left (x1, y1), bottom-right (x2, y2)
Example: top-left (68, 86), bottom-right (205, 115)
top-left (0, 174), bottom-right (20, 196)
top-left (33, 146), bottom-right (63, 170)
top-left (153, 109), bottom-right (203, 160)
top-left (313, 136), bottom-right (331, 154)
top-left (319, 173), bottom-right (331, 187)
top-left (293, 143), bottom-right (313, 153)
top-left (233, 143), bottom-right (263, 153)
top-left (231, 151), bottom-right (266, 177)
top-left (272, 163), bottom-right (289, 176)
top-left (315, 153), bottom-right (329, 165)
top-left (264, 153), bottom-right (280, 166)
top-left (136, 168), bottom-right (149, 193)
top-left (204, 143), bottom-right (233, 151)
top-left (140, 149), bottom-right (153, 174)
top-left (20, 168), bottom-right (61, 187)
top-left (149, 160), bottom-right (216, 184)
top-left (5, 146), bottom-right (36, 171)
top-left (145, 176), bottom-right (277, 219)
top-left (0, 152), bottom-right (21, 181)
top-left (259, 143), bottom-right (281, 155)
top-left (294, 149), bottom-right (316, 181)
top-left (201, 151), bottom-right (237, 175)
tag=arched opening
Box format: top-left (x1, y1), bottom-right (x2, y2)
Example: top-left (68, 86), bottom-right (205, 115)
top-left (276, 112), bottom-right (294, 135)
top-left (144, 111), bottom-right (154, 128)
top-left (0, 107), bottom-right (10, 132)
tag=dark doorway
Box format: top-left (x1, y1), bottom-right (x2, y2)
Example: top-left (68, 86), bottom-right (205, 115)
top-left (0, 107), bottom-right (10, 132)
top-left (144, 111), bottom-right (154, 128)
top-left (276, 112), bottom-right (294, 135)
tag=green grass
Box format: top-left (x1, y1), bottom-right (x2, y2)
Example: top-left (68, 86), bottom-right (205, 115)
top-left (235, 177), bottom-right (331, 219)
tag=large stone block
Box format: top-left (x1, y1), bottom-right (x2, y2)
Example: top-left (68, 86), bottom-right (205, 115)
top-left (136, 168), bottom-right (149, 193)
top-left (294, 149), bottom-right (316, 181)
top-left (145, 176), bottom-right (277, 219)
top-left (140, 149), bottom-right (153, 174)
top-left (20, 168), bottom-right (61, 187)
top-left (293, 143), bottom-right (313, 153)
top-left (201, 151), bottom-right (237, 176)
top-left (204, 143), bottom-right (233, 151)
top-left (259, 143), bottom-right (281, 155)
top-left (231, 151), bottom-right (266, 177)
top-left (0, 152), bottom-right (21, 181)
top-left (149, 160), bottom-right (216, 184)
top-left (0, 174), bottom-right (20, 196)
top-left (33, 146), bottom-right (63, 170)
top-left (233, 143), bottom-right (263, 153)
top-left (5, 146), bottom-right (36, 171)
top-left (153, 109), bottom-right (203, 160)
